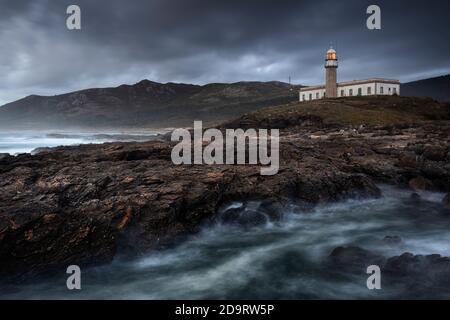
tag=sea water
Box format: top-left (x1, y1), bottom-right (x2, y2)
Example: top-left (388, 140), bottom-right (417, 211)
top-left (0, 131), bottom-right (164, 155)
top-left (1, 186), bottom-right (449, 299)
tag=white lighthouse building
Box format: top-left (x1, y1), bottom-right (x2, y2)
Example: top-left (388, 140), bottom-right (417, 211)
top-left (299, 47), bottom-right (400, 102)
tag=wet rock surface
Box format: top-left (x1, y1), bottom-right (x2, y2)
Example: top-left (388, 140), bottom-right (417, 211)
top-left (328, 246), bottom-right (450, 294)
top-left (1, 99), bottom-right (450, 282)
top-left (329, 246), bottom-right (385, 267)
top-left (444, 193), bottom-right (450, 206)
top-left (0, 140), bottom-right (382, 281)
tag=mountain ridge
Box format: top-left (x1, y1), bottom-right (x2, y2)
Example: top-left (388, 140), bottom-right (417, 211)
top-left (402, 74), bottom-right (450, 102)
top-left (0, 80), bottom-right (300, 129)
top-left (0, 75), bottom-right (448, 130)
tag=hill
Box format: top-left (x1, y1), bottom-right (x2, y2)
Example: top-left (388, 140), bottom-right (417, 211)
top-left (402, 75), bottom-right (450, 102)
top-left (0, 80), bottom-right (299, 130)
top-left (1, 74), bottom-right (448, 130)
top-left (224, 95), bottom-right (450, 129)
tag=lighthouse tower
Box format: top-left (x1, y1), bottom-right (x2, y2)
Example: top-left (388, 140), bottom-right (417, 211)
top-left (299, 46), bottom-right (400, 102)
top-left (325, 47), bottom-right (338, 98)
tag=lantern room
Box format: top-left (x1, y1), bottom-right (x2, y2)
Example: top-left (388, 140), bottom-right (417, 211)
top-left (326, 48), bottom-right (337, 61)
top-left (325, 47), bottom-right (338, 68)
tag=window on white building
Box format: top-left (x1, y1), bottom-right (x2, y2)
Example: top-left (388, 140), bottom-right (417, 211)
top-left (316, 92), bottom-right (319, 99)
top-left (358, 88), bottom-right (362, 96)
top-left (393, 88), bottom-right (397, 95)
top-left (302, 94), bottom-right (305, 101)
top-left (380, 87), bottom-right (384, 94)
top-left (309, 93), bottom-right (312, 100)
top-left (349, 89), bottom-right (353, 96)
top-left (341, 90), bottom-right (344, 97)
top-left (367, 87), bottom-right (372, 95)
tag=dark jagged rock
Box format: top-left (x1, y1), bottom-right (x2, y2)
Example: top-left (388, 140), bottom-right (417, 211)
top-left (422, 145), bottom-right (447, 161)
top-left (328, 246), bottom-right (385, 267)
top-left (218, 200), bottom-right (285, 227)
top-left (1, 96), bottom-right (449, 282)
top-left (30, 147), bottom-right (54, 155)
top-left (220, 204), bottom-right (269, 227)
top-left (0, 140), bottom-right (382, 282)
top-left (328, 246), bottom-right (450, 292)
top-left (409, 177), bottom-right (433, 191)
top-left (409, 193), bottom-right (421, 203)
top-left (444, 193), bottom-right (450, 206)
top-left (383, 253), bottom-right (450, 277)
top-left (421, 162), bottom-right (448, 179)
top-left (383, 253), bottom-right (450, 291)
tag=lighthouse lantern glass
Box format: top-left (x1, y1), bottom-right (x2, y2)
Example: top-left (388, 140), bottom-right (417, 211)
top-left (327, 52), bottom-right (337, 60)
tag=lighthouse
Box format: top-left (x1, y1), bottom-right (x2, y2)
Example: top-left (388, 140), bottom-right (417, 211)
top-left (325, 46), bottom-right (338, 98)
top-left (299, 46), bottom-right (399, 102)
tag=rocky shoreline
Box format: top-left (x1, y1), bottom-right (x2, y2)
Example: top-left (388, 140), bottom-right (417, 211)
top-left (1, 97), bottom-right (449, 283)
top-left (329, 245), bottom-right (450, 295)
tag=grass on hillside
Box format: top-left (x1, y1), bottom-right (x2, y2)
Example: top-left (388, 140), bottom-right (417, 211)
top-left (234, 95), bottom-right (450, 128)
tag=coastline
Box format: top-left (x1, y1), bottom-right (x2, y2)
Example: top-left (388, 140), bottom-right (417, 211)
top-left (0, 96), bottom-right (449, 297)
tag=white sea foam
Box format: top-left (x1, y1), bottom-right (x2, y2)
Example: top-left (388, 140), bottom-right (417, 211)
top-left (0, 131), bottom-right (163, 155)
top-left (1, 186), bottom-right (449, 299)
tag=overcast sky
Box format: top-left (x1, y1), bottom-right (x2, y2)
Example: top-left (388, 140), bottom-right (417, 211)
top-left (0, 0), bottom-right (449, 105)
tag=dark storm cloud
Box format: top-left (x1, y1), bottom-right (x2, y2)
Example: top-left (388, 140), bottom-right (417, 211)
top-left (0, 0), bottom-right (449, 105)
